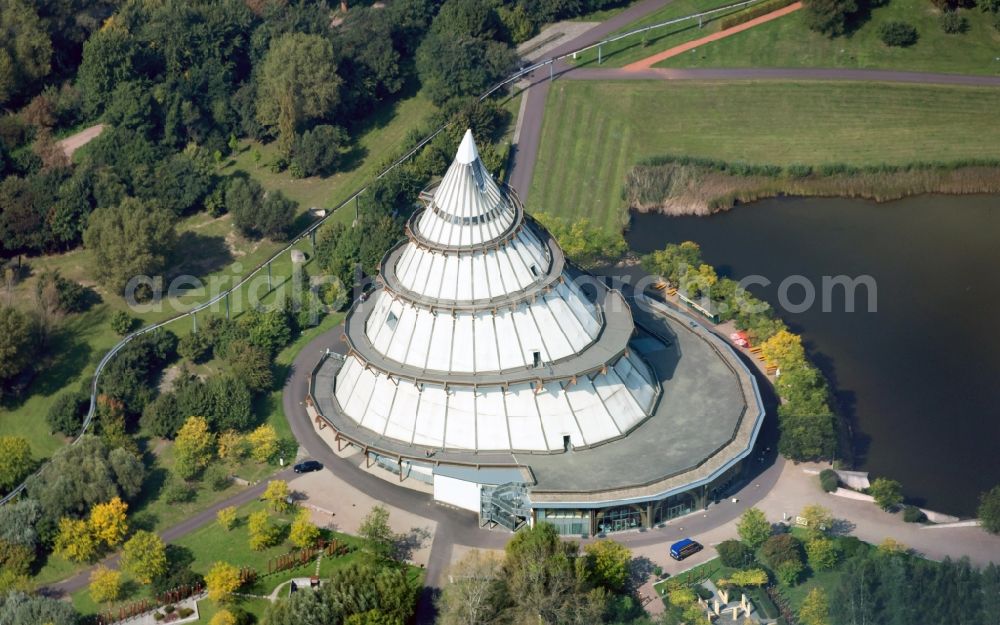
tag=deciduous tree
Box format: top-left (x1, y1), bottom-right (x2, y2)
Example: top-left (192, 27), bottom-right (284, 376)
top-left (0, 436), bottom-right (33, 493)
top-left (205, 561), bottom-right (241, 602)
top-left (246, 424), bottom-right (278, 463)
top-left (89, 566), bottom-right (121, 603)
top-left (247, 510), bottom-right (281, 551)
top-left (583, 540), bottom-right (631, 592)
top-left (289, 509), bottom-right (320, 549)
top-left (0, 307), bottom-right (40, 397)
top-left (802, 0), bottom-right (858, 37)
top-left (262, 480), bottom-right (291, 512)
top-left (121, 530), bottom-right (167, 584)
top-left (723, 568), bottom-right (768, 588)
top-left (806, 537), bottom-right (838, 571)
top-left (869, 477), bottom-right (904, 511)
top-left (978, 485), bottom-right (1000, 533)
top-left (83, 198), bottom-right (177, 295)
top-left (217, 506), bottom-right (238, 531)
top-left (437, 549), bottom-right (505, 625)
top-left (799, 587), bottom-right (830, 625)
top-left (257, 33), bottom-right (342, 154)
top-left (0, 0), bottom-right (52, 105)
top-left (89, 496), bottom-right (128, 547)
top-left (737, 508), bottom-right (771, 550)
top-left (174, 416), bottom-right (216, 480)
top-left (801, 504), bottom-right (834, 539)
top-left (54, 517), bottom-right (98, 562)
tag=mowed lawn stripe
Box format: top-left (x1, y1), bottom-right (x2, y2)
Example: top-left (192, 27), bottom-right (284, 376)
top-left (528, 80), bottom-right (1000, 234)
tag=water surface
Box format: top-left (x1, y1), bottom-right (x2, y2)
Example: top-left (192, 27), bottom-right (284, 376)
top-left (627, 194), bottom-right (1000, 516)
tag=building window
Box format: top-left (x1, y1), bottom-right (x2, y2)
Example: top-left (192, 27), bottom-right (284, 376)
top-left (532, 351), bottom-right (541, 368)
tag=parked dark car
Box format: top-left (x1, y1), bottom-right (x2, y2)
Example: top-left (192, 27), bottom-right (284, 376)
top-left (293, 460), bottom-right (323, 473)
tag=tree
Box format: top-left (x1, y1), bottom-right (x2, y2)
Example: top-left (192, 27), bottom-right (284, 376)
top-left (89, 565), bottom-right (121, 603)
top-left (178, 331), bottom-right (212, 363)
top-left (776, 559), bottom-right (804, 586)
top-left (761, 329), bottom-right (806, 369)
top-left (205, 376), bottom-right (255, 432)
top-left (217, 431), bottom-right (248, 462)
top-left (46, 391), bottom-right (89, 436)
top-left (257, 33), bottom-right (342, 154)
top-left (205, 561), bottom-right (241, 602)
top-left (716, 540), bottom-right (755, 569)
top-left (878, 21), bottom-right (919, 47)
top-left (0, 0), bottom-right (52, 105)
top-left (54, 517), bottom-right (99, 562)
top-left (229, 178), bottom-right (296, 240)
top-left (293, 125), bottom-right (348, 176)
top-left (89, 496), bottom-right (128, 548)
top-left (246, 424), bottom-right (279, 463)
top-left (819, 469), bottom-right (839, 493)
top-left (83, 198), bottom-right (177, 295)
top-left (877, 537), bottom-right (907, 555)
top-left (802, 0), bottom-right (858, 36)
top-left (247, 510), bottom-right (281, 551)
top-left (805, 537), bottom-right (838, 571)
top-left (799, 587), bottom-right (830, 625)
top-left (0, 590), bottom-right (79, 625)
top-left (583, 540), bottom-right (631, 592)
top-left (0, 436), bottom-right (33, 493)
top-left (110, 310), bottom-right (136, 336)
top-left (416, 4), bottom-right (516, 106)
top-left (534, 214), bottom-right (627, 268)
top-left (140, 392), bottom-right (183, 439)
top-left (121, 530), bottom-right (167, 584)
top-left (289, 509), bottom-right (320, 549)
top-left (76, 27), bottom-right (142, 115)
top-left (978, 485), bottom-right (1000, 533)
top-left (0, 306), bottom-right (40, 396)
top-left (869, 477), bottom-right (903, 511)
top-left (217, 506), bottom-right (238, 531)
top-left (262, 480), bottom-right (291, 512)
top-left (174, 416), bottom-right (216, 480)
top-left (359, 505), bottom-right (396, 562)
top-left (26, 435), bottom-right (144, 540)
top-left (737, 508), bottom-right (771, 550)
top-left (437, 549), bottom-right (505, 625)
top-left (210, 610), bottom-right (237, 625)
top-left (0, 499), bottom-right (40, 577)
top-left (801, 504), bottom-right (833, 540)
top-left (223, 340), bottom-right (273, 392)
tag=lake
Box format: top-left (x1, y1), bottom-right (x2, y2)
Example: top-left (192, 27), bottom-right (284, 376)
top-left (627, 194), bottom-right (1000, 517)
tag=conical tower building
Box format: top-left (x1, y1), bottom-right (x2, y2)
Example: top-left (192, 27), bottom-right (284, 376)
top-left (333, 130), bottom-right (659, 452)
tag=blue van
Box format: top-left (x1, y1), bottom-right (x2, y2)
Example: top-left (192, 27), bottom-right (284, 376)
top-left (669, 538), bottom-right (703, 560)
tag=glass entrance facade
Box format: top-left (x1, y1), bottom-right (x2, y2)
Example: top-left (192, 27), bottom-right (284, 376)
top-left (536, 509), bottom-right (589, 536)
top-left (596, 505), bottom-right (642, 534)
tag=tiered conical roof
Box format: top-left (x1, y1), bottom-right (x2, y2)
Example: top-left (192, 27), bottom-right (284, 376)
top-left (331, 130), bottom-right (661, 452)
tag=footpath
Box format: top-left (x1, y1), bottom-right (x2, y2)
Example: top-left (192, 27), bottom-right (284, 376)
top-left (623, 2), bottom-right (803, 71)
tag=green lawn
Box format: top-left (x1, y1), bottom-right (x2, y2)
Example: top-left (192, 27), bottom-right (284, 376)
top-left (659, 0), bottom-right (1000, 75)
top-left (570, 0), bottom-right (768, 67)
top-left (528, 80), bottom-right (1000, 233)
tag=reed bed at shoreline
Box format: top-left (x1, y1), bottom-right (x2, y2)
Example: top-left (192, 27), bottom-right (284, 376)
top-left (624, 158), bottom-right (1000, 215)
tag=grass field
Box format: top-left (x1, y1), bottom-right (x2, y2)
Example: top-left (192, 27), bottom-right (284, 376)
top-left (527, 80), bottom-right (1000, 233)
top-left (658, 0), bottom-right (1000, 75)
top-left (570, 0), bottom-right (747, 67)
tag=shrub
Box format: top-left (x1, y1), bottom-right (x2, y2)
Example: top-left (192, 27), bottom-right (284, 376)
top-left (177, 332), bottom-right (212, 364)
top-left (110, 310), bottom-right (137, 336)
top-left (178, 607), bottom-right (194, 618)
top-left (293, 125), bottom-right (348, 176)
top-left (819, 469), bottom-right (839, 493)
top-left (869, 477), bottom-right (904, 511)
top-left (717, 540), bottom-right (755, 569)
top-left (205, 463), bottom-right (232, 492)
top-left (163, 479), bottom-right (196, 504)
top-left (47, 391), bottom-right (89, 436)
top-left (719, 0), bottom-right (797, 29)
top-left (903, 505), bottom-right (927, 523)
top-left (878, 21), bottom-right (919, 46)
top-left (979, 485), bottom-right (1000, 533)
top-left (940, 11), bottom-right (969, 32)
top-left (761, 534), bottom-right (803, 569)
